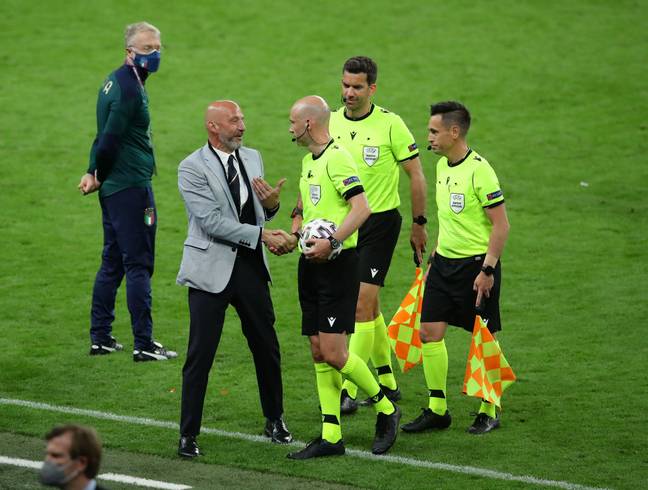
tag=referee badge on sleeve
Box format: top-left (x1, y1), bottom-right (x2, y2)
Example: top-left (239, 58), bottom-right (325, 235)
top-left (309, 184), bottom-right (321, 205)
top-left (450, 193), bottom-right (465, 214)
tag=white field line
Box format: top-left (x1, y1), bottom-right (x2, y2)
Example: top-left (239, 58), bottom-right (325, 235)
top-left (0, 456), bottom-right (41, 469)
top-left (96, 473), bottom-right (190, 489)
top-left (0, 456), bottom-right (191, 489)
top-left (0, 397), bottom-right (609, 490)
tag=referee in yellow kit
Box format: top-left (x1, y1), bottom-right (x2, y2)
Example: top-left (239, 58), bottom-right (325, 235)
top-left (285, 95), bottom-right (401, 459)
top-left (329, 56), bottom-right (428, 413)
top-left (401, 101), bottom-right (511, 435)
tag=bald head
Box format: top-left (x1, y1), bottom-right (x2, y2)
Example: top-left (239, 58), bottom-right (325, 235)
top-left (205, 100), bottom-right (245, 152)
top-left (290, 96), bottom-right (330, 126)
top-left (205, 100), bottom-right (240, 126)
top-left (289, 95), bottom-right (332, 148)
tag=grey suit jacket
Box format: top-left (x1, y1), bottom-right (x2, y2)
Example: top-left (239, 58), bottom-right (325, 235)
top-left (176, 143), bottom-right (276, 294)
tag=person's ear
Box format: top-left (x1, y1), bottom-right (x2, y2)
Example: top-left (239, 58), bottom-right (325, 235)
top-left (76, 455), bottom-right (88, 473)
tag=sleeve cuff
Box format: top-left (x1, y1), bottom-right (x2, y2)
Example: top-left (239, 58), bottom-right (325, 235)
top-left (343, 185), bottom-right (364, 201)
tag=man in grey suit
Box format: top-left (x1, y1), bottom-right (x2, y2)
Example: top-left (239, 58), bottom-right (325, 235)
top-left (176, 100), bottom-right (293, 458)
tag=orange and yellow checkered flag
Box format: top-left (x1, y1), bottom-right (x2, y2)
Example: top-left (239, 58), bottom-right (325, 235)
top-left (462, 315), bottom-right (516, 407)
top-left (387, 267), bottom-right (425, 373)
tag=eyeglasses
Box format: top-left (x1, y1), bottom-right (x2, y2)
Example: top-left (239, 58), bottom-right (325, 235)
top-left (128, 45), bottom-right (162, 55)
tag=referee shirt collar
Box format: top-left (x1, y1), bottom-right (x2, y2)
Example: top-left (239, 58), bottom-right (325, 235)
top-left (343, 103), bottom-right (375, 121)
top-left (447, 148), bottom-right (473, 167)
top-left (312, 139), bottom-right (335, 160)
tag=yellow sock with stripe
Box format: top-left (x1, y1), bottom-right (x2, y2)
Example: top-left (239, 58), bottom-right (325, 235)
top-left (315, 362), bottom-right (342, 443)
top-left (340, 352), bottom-right (394, 415)
top-left (422, 340), bottom-right (448, 416)
top-left (370, 313), bottom-right (397, 390)
top-left (479, 399), bottom-right (496, 418)
top-left (480, 336), bottom-right (497, 417)
top-left (341, 320), bottom-right (375, 399)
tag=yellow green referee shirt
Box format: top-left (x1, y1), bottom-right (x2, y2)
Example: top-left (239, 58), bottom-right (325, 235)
top-left (300, 140), bottom-right (364, 249)
top-left (329, 104), bottom-right (418, 213)
top-left (435, 149), bottom-right (505, 258)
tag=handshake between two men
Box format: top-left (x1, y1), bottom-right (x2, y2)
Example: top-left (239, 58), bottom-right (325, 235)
top-left (254, 176), bottom-right (333, 262)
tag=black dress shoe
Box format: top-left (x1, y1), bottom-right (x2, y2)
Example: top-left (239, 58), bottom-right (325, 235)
top-left (264, 417), bottom-right (293, 444)
top-left (340, 389), bottom-right (358, 415)
top-left (467, 412), bottom-right (500, 434)
top-left (372, 404), bottom-right (401, 455)
top-left (287, 437), bottom-right (345, 460)
top-left (178, 436), bottom-right (201, 458)
top-left (401, 408), bottom-right (452, 433)
top-left (359, 384), bottom-right (402, 406)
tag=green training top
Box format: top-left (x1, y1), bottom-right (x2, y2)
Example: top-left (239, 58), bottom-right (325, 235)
top-left (435, 149), bottom-right (505, 258)
top-left (300, 140), bottom-right (364, 249)
top-left (88, 64), bottom-right (155, 197)
top-left (329, 104), bottom-right (418, 213)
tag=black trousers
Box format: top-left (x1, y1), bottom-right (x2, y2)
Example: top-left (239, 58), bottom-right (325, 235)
top-left (180, 254), bottom-right (284, 436)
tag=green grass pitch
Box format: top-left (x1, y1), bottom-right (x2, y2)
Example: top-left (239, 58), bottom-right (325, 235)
top-left (1, 0), bottom-right (647, 489)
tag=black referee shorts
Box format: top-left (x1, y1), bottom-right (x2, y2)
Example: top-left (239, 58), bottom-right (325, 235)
top-left (298, 249), bottom-right (360, 336)
top-left (420, 253), bottom-right (502, 333)
top-left (357, 209), bottom-right (402, 286)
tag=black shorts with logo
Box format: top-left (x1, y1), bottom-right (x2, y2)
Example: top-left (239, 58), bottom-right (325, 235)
top-left (357, 209), bottom-right (402, 286)
top-left (298, 249), bottom-right (360, 336)
top-left (420, 253), bottom-right (502, 333)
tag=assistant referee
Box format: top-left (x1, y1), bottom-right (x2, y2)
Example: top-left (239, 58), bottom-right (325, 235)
top-left (328, 56), bottom-right (428, 413)
top-left (401, 101), bottom-right (511, 435)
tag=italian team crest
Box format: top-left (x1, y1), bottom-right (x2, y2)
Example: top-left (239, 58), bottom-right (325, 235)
top-left (362, 146), bottom-right (379, 166)
top-left (450, 193), bottom-right (465, 214)
top-left (144, 207), bottom-right (156, 226)
top-left (309, 184), bottom-right (321, 205)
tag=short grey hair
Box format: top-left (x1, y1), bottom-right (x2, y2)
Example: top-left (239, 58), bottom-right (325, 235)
top-left (124, 22), bottom-right (160, 48)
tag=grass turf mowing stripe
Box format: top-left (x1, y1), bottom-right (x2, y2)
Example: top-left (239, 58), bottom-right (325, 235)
top-left (0, 397), bottom-right (607, 490)
top-left (0, 456), bottom-right (192, 489)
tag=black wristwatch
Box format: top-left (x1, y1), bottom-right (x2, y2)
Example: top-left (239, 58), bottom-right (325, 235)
top-left (290, 207), bottom-right (303, 218)
top-left (481, 265), bottom-right (495, 276)
top-left (327, 235), bottom-right (342, 250)
top-left (413, 215), bottom-right (428, 225)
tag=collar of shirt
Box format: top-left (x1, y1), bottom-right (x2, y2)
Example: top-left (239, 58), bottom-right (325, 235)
top-left (83, 480), bottom-right (97, 490)
top-left (208, 143), bottom-right (249, 207)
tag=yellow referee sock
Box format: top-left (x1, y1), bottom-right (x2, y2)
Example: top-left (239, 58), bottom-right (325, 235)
top-left (340, 352), bottom-right (394, 415)
top-left (422, 340), bottom-right (448, 415)
top-left (341, 320), bottom-right (375, 399)
top-left (370, 313), bottom-right (397, 390)
top-left (315, 362), bottom-right (342, 443)
top-left (479, 400), bottom-right (497, 418)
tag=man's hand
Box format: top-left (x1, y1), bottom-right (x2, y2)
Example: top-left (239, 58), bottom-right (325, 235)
top-left (252, 177), bottom-right (287, 210)
top-left (473, 271), bottom-right (495, 308)
top-left (304, 238), bottom-right (332, 262)
top-left (263, 229), bottom-right (298, 256)
top-left (410, 224), bottom-right (427, 266)
top-left (78, 173), bottom-right (99, 195)
top-left (262, 228), bottom-right (294, 255)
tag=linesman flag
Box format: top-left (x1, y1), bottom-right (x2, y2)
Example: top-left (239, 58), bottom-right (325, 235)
top-left (462, 315), bottom-right (516, 407)
top-left (387, 267), bottom-right (425, 373)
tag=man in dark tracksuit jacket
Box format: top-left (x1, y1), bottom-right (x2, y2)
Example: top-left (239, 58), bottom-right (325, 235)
top-left (78, 22), bottom-right (176, 362)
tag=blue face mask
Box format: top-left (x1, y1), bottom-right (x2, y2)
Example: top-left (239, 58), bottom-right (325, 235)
top-left (132, 50), bottom-right (161, 73)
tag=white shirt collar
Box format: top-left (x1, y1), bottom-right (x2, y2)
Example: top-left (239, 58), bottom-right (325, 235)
top-left (207, 143), bottom-right (249, 209)
top-left (212, 145), bottom-right (238, 168)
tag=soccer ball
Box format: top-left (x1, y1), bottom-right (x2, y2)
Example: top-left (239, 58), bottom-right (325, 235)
top-left (300, 218), bottom-right (342, 260)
